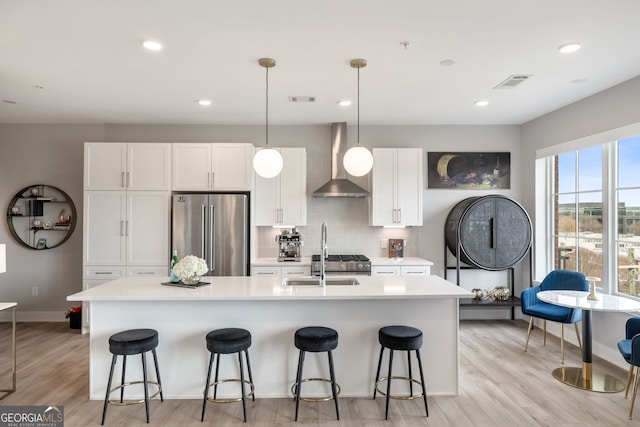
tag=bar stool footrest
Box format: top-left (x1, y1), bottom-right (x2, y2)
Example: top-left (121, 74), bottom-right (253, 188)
top-left (206, 379), bottom-right (255, 403)
top-left (291, 377), bottom-right (341, 402)
top-left (375, 376), bottom-right (424, 400)
top-left (107, 381), bottom-right (161, 406)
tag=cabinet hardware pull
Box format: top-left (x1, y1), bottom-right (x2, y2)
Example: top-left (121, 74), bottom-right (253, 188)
top-left (135, 272), bottom-right (155, 275)
top-left (94, 272), bottom-right (113, 275)
top-left (398, 209), bottom-right (402, 224)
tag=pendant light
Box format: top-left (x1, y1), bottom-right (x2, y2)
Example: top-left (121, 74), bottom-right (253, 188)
top-left (343, 58), bottom-right (373, 177)
top-left (253, 58), bottom-right (284, 178)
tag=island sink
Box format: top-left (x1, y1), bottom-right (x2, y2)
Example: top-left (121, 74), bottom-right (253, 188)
top-left (282, 277), bottom-right (360, 286)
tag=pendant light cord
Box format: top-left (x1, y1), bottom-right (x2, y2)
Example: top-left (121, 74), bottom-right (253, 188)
top-left (265, 66), bottom-right (269, 148)
top-left (357, 66), bottom-right (360, 146)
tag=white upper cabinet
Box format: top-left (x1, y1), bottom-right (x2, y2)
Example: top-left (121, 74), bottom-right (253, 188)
top-left (370, 148), bottom-right (423, 226)
top-left (172, 143), bottom-right (253, 191)
top-left (84, 143), bottom-right (171, 191)
top-left (254, 147), bottom-right (307, 226)
top-left (83, 191), bottom-right (169, 266)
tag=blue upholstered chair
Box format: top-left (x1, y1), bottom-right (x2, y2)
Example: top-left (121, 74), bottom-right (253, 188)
top-left (521, 270), bottom-right (589, 363)
top-left (617, 317), bottom-right (640, 419)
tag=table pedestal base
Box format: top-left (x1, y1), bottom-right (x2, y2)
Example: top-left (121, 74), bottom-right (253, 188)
top-left (552, 363), bottom-right (625, 393)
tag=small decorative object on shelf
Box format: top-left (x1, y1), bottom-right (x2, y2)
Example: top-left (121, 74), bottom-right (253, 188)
top-left (491, 285), bottom-right (511, 301)
top-left (471, 288), bottom-right (484, 301)
top-left (65, 306), bottom-right (82, 329)
top-left (172, 255), bottom-right (208, 285)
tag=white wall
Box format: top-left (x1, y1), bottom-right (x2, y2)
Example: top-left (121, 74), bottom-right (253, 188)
top-left (521, 75), bottom-right (640, 369)
top-left (0, 122), bottom-right (523, 320)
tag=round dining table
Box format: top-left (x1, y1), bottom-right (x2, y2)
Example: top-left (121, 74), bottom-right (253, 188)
top-left (537, 290), bottom-right (640, 392)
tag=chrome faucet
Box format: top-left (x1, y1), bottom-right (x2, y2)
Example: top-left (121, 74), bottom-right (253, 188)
top-left (320, 222), bottom-right (328, 285)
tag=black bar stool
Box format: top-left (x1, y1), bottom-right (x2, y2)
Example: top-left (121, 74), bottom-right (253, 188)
top-left (373, 325), bottom-right (428, 420)
top-left (201, 328), bottom-right (254, 422)
top-left (101, 328), bottom-right (163, 425)
top-left (292, 326), bottom-right (340, 422)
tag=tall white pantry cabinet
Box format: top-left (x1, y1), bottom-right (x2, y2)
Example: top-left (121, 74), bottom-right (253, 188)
top-left (83, 143), bottom-right (172, 326)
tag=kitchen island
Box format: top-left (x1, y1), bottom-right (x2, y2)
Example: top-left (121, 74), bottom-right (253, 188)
top-left (68, 275), bottom-right (472, 400)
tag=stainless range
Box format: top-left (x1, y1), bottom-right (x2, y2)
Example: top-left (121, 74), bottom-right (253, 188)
top-left (311, 254), bottom-right (371, 276)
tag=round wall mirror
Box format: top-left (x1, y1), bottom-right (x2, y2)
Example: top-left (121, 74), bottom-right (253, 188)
top-left (6, 184), bottom-right (77, 250)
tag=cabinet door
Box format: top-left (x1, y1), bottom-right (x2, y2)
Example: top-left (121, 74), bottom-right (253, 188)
top-left (212, 144), bottom-right (253, 191)
top-left (370, 148), bottom-right (397, 225)
top-left (83, 191), bottom-right (126, 265)
top-left (172, 144), bottom-right (212, 190)
top-left (84, 143), bottom-right (126, 190)
top-left (400, 265), bottom-right (429, 276)
top-left (251, 266), bottom-right (281, 276)
top-left (126, 192), bottom-right (170, 265)
top-left (127, 143), bottom-right (171, 191)
top-left (371, 266), bottom-right (400, 276)
top-left (254, 151), bottom-right (281, 226)
top-left (396, 148), bottom-right (423, 226)
top-left (280, 148), bottom-right (307, 226)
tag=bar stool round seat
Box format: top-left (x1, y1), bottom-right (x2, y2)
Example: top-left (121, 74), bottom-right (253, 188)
top-left (101, 329), bottom-right (163, 425)
top-left (201, 328), bottom-right (254, 423)
top-left (292, 326), bottom-right (340, 422)
top-left (373, 325), bottom-right (428, 420)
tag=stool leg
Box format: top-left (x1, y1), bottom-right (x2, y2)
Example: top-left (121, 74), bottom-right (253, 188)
top-left (385, 349), bottom-right (394, 420)
top-left (407, 351), bottom-right (413, 396)
top-left (120, 355), bottom-right (127, 403)
top-left (239, 351), bottom-right (247, 422)
top-left (328, 350), bottom-right (340, 420)
top-left (294, 350), bottom-right (305, 422)
top-left (201, 352), bottom-right (215, 422)
top-left (151, 348), bottom-right (163, 401)
top-left (244, 349), bottom-right (255, 402)
top-left (213, 352), bottom-right (221, 400)
top-left (415, 349), bottom-right (429, 417)
top-left (141, 353), bottom-right (150, 423)
top-left (373, 346), bottom-right (384, 399)
top-left (101, 354), bottom-right (117, 425)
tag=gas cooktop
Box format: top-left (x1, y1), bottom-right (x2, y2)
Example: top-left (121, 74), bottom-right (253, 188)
top-left (311, 254), bottom-right (371, 275)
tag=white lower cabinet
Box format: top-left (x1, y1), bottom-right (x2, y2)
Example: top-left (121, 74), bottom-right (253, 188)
top-left (251, 265), bottom-right (311, 276)
top-left (371, 265), bottom-right (431, 276)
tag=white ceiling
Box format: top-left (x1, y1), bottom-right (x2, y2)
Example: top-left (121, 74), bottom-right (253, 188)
top-left (2, 0), bottom-right (640, 126)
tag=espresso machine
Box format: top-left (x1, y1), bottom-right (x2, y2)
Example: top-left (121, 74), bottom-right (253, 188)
top-left (276, 228), bottom-right (303, 261)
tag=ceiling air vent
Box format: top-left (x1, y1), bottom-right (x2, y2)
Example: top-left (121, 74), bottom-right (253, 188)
top-left (493, 74), bottom-right (533, 90)
top-left (288, 96), bottom-right (316, 102)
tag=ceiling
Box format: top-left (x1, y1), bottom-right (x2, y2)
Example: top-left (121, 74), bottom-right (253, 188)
top-left (2, 0), bottom-right (640, 126)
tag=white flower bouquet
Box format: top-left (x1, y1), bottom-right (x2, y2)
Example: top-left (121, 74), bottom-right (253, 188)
top-left (172, 255), bottom-right (208, 284)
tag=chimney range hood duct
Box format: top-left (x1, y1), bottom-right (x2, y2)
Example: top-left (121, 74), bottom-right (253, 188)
top-left (312, 122), bottom-right (370, 198)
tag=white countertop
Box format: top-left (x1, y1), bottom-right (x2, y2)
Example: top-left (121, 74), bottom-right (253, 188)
top-left (251, 256), bottom-right (433, 266)
top-left (68, 274), bottom-right (471, 302)
top-left (369, 257), bottom-right (434, 266)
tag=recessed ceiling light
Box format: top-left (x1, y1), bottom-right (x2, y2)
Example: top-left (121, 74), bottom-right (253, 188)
top-left (571, 78), bottom-right (587, 84)
top-left (439, 59), bottom-right (455, 66)
top-left (338, 100), bottom-right (351, 107)
top-left (474, 100), bottom-right (489, 107)
top-left (142, 40), bottom-right (163, 51)
top-left (198, 99), bottom-right (212, 106)
top-left (558, 42), bottom-right (581, 54)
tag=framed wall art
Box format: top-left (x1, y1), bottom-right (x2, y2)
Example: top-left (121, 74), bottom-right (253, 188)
top-left (427, 152), bottom-right (510, 189)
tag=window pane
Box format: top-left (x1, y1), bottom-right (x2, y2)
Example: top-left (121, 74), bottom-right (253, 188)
top-left (578, 146), bottom-right (602, 191)
top-left (577, 238), bottom-right (603, 281)
top-left (556, 194), bottom-right (575, 235)
top-left (618, 188), bottom-right (640, 297)
top-left (578, 192), bottom-right (602, 234)
top-left (557, 152), bottom-right (576, 194)
top-left (619, 136), bottom-right (640, 188)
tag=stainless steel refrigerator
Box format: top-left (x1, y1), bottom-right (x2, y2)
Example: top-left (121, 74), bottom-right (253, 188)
top-left (171, 193), bottom-right (249, 276)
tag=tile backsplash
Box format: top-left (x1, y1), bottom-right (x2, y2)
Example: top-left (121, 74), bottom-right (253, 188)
top-left (256, 198), bottom-right (419, 258)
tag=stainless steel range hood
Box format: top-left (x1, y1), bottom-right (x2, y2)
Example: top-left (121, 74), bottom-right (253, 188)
top-left (312, 122), bottom-right (370, 198)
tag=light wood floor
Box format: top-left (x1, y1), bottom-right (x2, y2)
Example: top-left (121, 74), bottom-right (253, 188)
top-left (1, 320), bottom-right (638, 426)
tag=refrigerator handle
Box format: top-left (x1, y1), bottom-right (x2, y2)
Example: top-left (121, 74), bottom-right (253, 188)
top-left (209, 204), bottom-right (215, 272)
top-left (201, 204), bottom-right (206, 259)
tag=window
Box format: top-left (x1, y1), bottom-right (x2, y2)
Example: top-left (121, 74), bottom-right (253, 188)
top-left (540, 135), bottom-right (640, 298)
